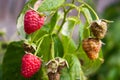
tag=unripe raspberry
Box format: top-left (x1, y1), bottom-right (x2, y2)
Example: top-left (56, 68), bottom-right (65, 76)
top-left (24, 10), bottom-right (44, 34)
top-left (90, 20), bottom-right (107, 39)
top-left (21, 53), bottom-right (42, 78)
top-left (82, 38), bottom-right (102, 60)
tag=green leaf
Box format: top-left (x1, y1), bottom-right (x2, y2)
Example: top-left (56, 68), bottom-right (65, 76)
top-left (61, 54), bottom-right (86, 80)
top-left (17, 0), bottom-right (37, 39)
top-left (49, 11), bottom-right (61, 33)
top-left (37, 35), bottom-right (52, 62)
top-left (52, 11), bottom-right (64, 34)
top-left (61, 36), bottom-right (77, 54)
top-left (77, 22), bottom-right (89, 52)
top-left (60, 68), bottom-right (71, 80)
top-left (61, 19), bottom-right (76, 36)
top-left (38, 0), bottom-right (65, 11)
top-left (2, 41), bottom-right (25, 80)
top-left (77, 45), bottom-right (103, 76)
top-left (52, 34), bottom-right (64, 57)
top-left (79, 22), bottom-right (90, 41)
top-left (30, 25), bottom-right (49, 43)
top-left (79, 23), bottom-right (84, 42)
top-left (39, 65), bottom-right (48, 80)
top-left (61, 19), bottom-right (77, 54)
top-left (77, 22), bottom-right (90, 51)
top-left (83, 22), bottom-right (90, 39)
top-left (81, 7), bottom-right (93, 24)
top-left (67, 16), bottom-right (81, 24)
top-left (64, 3), bottom-right (78, 10)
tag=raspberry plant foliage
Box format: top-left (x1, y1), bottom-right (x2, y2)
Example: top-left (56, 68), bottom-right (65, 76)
top-left (2, 0), bottom-right (109, 80)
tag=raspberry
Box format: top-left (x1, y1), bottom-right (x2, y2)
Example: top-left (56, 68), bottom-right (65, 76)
top-left (82, 38), bottom-right (102, 60)
top-left (24, 10), bottom-right (44, 34)
top-left (21, 53), bottom-right (42, 78)
top-left (90, 20), bottom-right (107, 39)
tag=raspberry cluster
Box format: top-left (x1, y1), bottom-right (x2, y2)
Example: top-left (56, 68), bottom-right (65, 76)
top-left (82, 20), bottom-right (108, 60)
top-left (21, 9), bottom-right (44, 78)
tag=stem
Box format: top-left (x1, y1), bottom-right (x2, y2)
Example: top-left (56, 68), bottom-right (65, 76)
top-left (57, 0), bottom-right (75, 34)
top-left (80, 1), bottom-right (99, 20)
top-left (31, 30), bottom-right (39, 43)
top-left (57, 9), bottom-right (67, 34)
top-left (51, 36), bottom-right (55, 59)
top-left (36, 34), bottom-right (49, 44)
top-left (34, 34), bottom-right (49, 55)
top-left (28, 5), bottom-right (45, 16)
top-left (64, 3), bottom-right (78, 11)
top-left (34, 37), bottom-right (44, 56)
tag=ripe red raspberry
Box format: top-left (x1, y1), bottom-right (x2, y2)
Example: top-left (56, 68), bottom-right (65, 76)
top-left (82, 38), bottom-right (102, 60)
top-left (24, 10), bottom-right (44, 34)
top-left (21, 53), bottom-right (42, 78)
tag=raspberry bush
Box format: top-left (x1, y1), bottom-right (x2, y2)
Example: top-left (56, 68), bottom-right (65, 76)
top-left (2, 0), bottom-right (110, 80)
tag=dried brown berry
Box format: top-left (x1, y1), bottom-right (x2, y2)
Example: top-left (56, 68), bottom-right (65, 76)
top-left (46, 57), bottom-right (68, 73)
top-left (48, 72), bottom-right (60, 80)
top-left (46, 60), bottom-right (59, 73)
top-left (23, 42), bottom-right (36, 53)
top-left (55, 57), bottom-right (69, 73)
top-left (82, 38), bottom-right (102, 60)
top-left (46, 58), bottom-right (68, 80)
top-left (90, 20), bottom-right (107, 39)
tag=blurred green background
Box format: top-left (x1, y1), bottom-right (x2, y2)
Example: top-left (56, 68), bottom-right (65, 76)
top-left (0, 0), bottom-right (120, 80)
